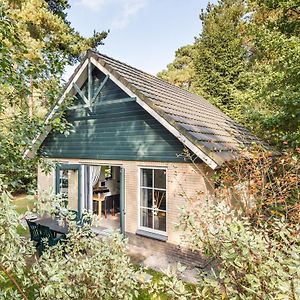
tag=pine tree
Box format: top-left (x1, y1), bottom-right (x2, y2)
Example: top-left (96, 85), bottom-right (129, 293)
top-left (157, 44), bottom-right (197, 92)
top-left (193, 0), bottom-right (247, 115)
top-left (237, 0), bottom-right (300, 147)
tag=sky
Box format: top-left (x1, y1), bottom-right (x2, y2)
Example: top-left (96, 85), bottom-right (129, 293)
top-left (65, 0), bottom-right (214, 78)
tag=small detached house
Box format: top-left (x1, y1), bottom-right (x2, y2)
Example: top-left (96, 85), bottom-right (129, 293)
top-left (26, 50), bottom-right (265, 263)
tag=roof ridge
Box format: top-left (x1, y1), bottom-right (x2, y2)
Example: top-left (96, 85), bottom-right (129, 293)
top-left (25, 49), bottom-right (269, 166)
top-left (88, 49), bottom-right (269, 165)
top-left (92, 50), bottom-right (154, 78)
top-left (91, 50), bottom-right (220, 110)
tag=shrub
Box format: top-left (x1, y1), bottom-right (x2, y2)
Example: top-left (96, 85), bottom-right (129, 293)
top-left (215, 148), bottom-right (300, 225)
top-left (0, 191), bottom-right (141, 300)
top-left (179, 200), bottom-right (300, 299)
top-left (0, 191), bottom-right (34, 300)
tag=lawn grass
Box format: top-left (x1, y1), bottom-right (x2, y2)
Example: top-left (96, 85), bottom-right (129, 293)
top-left (12, 194), bottom-right (35, 237)
top-left (13, 194), bottom-right (35, 214)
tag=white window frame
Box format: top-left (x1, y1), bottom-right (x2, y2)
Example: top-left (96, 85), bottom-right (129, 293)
top-left (137, 166), bottom-right (167, 236)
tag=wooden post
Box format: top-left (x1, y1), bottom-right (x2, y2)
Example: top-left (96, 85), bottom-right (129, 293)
top-left (88, 60), bottom-right (92, 106)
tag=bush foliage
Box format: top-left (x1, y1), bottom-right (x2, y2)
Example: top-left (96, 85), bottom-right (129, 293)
top-left (215, 148), bottom-right (300, 224)
top-left (180, 201), bottom-right (300, 299)
top-left (0, 190), bottom-right (142, 300)
top-left (1, 160), bottom-right (299, 300)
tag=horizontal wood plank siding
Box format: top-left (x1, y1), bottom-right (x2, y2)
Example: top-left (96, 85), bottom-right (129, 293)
top-left (41, 73), bottom-right (187, 162)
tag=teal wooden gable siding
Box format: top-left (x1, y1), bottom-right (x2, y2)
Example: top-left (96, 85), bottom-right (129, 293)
top-left (40, 68), bottom-right (187, 162)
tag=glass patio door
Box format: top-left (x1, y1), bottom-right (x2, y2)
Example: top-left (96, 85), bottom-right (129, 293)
top-left (55, 164), bottom-right (82, 214)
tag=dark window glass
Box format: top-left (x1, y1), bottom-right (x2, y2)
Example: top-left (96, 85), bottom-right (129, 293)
top-left (140, 208), bottom-right (152, 229)
top-left (141, 169), bottom-right (152, 187)
top-left (154, 169), bottom-right (166, 189)
top-left (140, 188), bottom-right (153, 208)
top-left (154, 190), bottom-right (166, 210)
top-left (154, 211), bottom-right (166, 232)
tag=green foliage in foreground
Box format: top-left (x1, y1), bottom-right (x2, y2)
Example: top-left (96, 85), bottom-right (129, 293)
top-left (1, 189), bottom-right (300, 299)
top-left (0, 190), bottom-right (186, 299)
top-left (180, 201), bottom-right (300, 299)
top-left (0, 192), bottom-right (140, 300)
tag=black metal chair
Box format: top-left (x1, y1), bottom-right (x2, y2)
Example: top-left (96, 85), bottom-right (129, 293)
top-left (102, 194), bottom-right (120, 216)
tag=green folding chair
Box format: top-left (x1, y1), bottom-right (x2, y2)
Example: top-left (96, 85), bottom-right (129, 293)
top-left (26, 219), bottom-right (41, 245)
top-left (37, 225), bottom-right (66, 256)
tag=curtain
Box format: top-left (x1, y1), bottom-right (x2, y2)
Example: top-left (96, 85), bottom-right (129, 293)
top-left (82, 166), bottom-right (101, 212)
top-left (90, 166), bottom-right (101, 187)
top-left (87, 166), bottom-right (101, 212)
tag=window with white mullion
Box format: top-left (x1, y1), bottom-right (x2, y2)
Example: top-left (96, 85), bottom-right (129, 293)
top-left (139, 207), bottom-right (166, 212)
top-left (153, 209), bottom-right (166, 213)
top-left (139, 168), bottom-right (167, 233)
top-left (140, 186), bottom-right (166, 191)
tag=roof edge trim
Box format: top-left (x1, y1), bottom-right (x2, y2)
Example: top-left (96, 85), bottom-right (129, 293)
top-left (23, 58), bottom-right (89, 158)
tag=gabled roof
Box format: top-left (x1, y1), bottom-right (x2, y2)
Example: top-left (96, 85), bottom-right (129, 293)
top-left (88, 50), bottom-right (268, 166)
top-left (25, 50), bottom-right (268, 169)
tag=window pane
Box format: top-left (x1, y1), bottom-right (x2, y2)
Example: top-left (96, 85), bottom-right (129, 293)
top-left (154, 211), bottom-right (166, 232)
top-left (60, 170), bottom-right (68, 188)
top-left (140, 208), bottom-right (153, 229)
top-left (60, 170), bottom-right (68, 199)
top-left (154, 190), bottom-right (166, 211)
top-left (104, 166), bottom-right (112, 179)
top-left (141, 169), bottom-right (152, 187)
top-left (140, 188), bottom-right (153, 208)
top-left (154, 169), bottom-right (166, 189)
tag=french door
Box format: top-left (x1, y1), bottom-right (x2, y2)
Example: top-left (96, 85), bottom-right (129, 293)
top-left (55, 164), bottom-right (82, 213)
top-left (55, 163), bottom-right (125, 235)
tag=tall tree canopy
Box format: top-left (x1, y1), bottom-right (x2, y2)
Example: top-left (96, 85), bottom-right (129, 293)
top-left (159, 0), bottom-right (247, 116)
top-left (193, 0), bottom-right (247, 114)
top-left (1, 0), bottom-right (107, 110)
top-left (0, 0), bottom-right (108, 191)
top-left (238, 0), bottom-right (300, 147)
top-left (157, 45), bottom-right (197, 92)
top-left (159, 0), bottom-right (300, 148)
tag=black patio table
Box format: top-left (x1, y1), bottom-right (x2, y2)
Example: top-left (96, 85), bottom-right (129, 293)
top-left (33, 216), bottom-right (69, 235)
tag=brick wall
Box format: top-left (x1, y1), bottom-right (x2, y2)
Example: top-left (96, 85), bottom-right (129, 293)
top-left (38, 158), bottom-right (213, 245)
top-left (126, 232), bottom-right (206, 268)
top-left (37, 165), bottom-right (55, 193)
